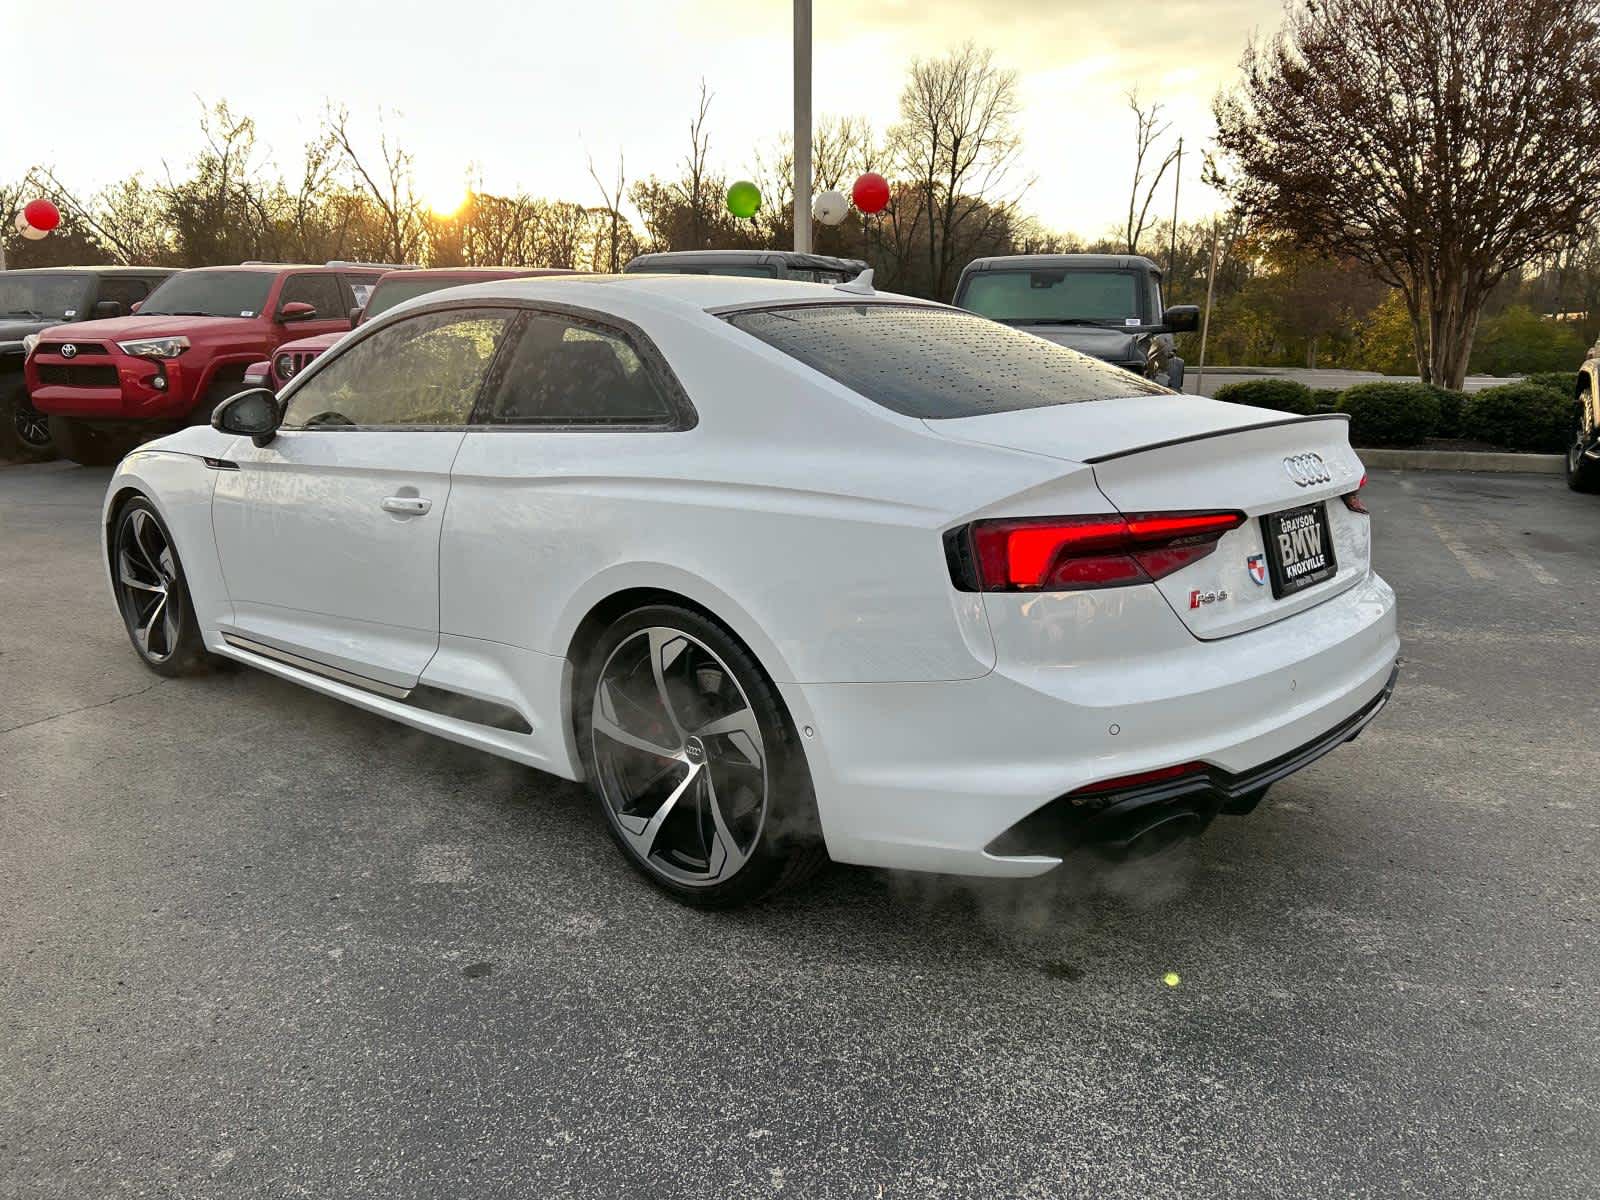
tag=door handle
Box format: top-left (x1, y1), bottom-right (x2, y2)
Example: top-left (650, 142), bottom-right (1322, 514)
top-left (381, 496), bottom-right (432, 516)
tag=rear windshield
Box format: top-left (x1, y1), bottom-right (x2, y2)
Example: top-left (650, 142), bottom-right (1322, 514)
top-left (139, 270), bottom-right (275, 318)
top-left (959, 269), bottom-right (1143, 325)
top-left (724, 302), bottom-right (1166, 419)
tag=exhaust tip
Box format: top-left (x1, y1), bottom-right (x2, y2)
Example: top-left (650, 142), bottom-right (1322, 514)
top-left (1091, 807), bottom-right (1211, 862)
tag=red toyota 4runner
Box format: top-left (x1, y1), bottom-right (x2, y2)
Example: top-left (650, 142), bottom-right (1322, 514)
top-left (25, 262), bottom-right (385, 464)
top-left (255, 266), bottom-right (579, 391)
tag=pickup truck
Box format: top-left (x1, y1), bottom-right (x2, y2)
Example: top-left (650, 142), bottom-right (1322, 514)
top-left (1, 265), bottom-right (173, 459)
top-left (25, 262), bottom-right (385, 464)
top-left (953, 253), bottom-right (1199, 388)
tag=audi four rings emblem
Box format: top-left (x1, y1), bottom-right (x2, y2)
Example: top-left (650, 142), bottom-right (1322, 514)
top-left (1283, 452), bottom-right (1331, 487)
top-left (60, 344), bottom-right (78, 358)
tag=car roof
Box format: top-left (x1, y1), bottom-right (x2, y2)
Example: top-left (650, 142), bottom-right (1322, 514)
top-left (188, 263), bottom-right (376, 274)
top-left (373, 271), bottom-right (939, 323)
top-left (0, 264), bottom-right (174, 275)
top-left (962, 253), bottom-right (1162, 275)
top-left (374, 266), bottom-right (578, 283)
top-left (625, 249), bottom-right (869, 272)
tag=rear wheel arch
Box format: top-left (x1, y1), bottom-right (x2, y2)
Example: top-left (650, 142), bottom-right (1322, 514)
top-left (561, 583), bottom-right (803, 776)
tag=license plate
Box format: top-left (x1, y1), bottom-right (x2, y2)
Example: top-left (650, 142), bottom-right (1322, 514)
top-left (1260, 503), bottom-right (1337, 598)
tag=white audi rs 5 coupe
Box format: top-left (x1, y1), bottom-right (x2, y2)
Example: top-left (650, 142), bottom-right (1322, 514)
top-left (101, 272), bottom-right (1399, 905)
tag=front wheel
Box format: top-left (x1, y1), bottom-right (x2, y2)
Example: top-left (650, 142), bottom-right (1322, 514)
top-left (1568, 403), bottom-right (1600, 493)
top-left (576, 604), bottom-right (825, 907)
top-left (1, 386), bottom-right (55, 460)
top-left (110, 497), bottom-right (210, 676)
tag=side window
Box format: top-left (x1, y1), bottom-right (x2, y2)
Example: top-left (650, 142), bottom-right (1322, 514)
top-left (482, 313), bottom-right (672, 425)
top-left (277, 273), bottom-right (345, 320)
top-left (282, 307), bottom-right (513, 429)
top-left (98, 277), bottom-right (153, 312)
top-left (340, 273), bottom-right (382, 313)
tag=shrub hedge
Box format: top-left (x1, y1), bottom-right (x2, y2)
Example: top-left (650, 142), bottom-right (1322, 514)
top-left (1428, 386), bottom-right (1468, 437)
top-left (1212, 378), bottom-right (1316, 414)
top-left (1336, 382), bottom-right (1441, 447)
top-left (1521, 371), bottom-right (1580, 398)
top-left (1460, 383), bottom-right (1571, 453)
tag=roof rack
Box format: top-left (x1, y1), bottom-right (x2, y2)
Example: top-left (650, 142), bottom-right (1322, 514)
top-left (325, 260), bottom-right (418, 270)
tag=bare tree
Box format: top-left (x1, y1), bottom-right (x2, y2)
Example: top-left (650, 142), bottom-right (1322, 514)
top-left (682, 82), bottom-right (715, 250)
top-left (1124, 92), bottom-right (1180, 256)
top-left (1214, 0), bottom-right (1600, 387)
top-left (587, 150), bottom-right (628, 272)
top-left (885, 43), bottom-right (1031, 300)
top-left (327, 105), bottom-right (425, 264)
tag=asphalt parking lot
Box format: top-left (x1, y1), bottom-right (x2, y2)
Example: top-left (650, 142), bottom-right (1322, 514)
top-left (2, 462), bottom-right (1597, 1199)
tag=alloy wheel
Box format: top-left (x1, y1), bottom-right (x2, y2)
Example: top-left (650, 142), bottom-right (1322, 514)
top-left (590, 626), bottom-right (768, 887)
top-left (12, 395), bottom-right (51, 450)
top-left (114, 508), bottom-right (183, 664)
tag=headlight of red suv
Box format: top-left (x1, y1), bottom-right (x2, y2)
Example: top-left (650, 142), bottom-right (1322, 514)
top-left (116, 335), bottom-right (190, 360)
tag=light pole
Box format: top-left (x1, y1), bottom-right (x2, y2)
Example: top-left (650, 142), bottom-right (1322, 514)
top-left (793, 0), bottom-right (813, 254)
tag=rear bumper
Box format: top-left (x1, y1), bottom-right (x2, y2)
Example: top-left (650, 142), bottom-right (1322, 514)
top-left (987, 663), bottom-right (1397, 857)
top-left (782, 571), bottom-right (1399, 877)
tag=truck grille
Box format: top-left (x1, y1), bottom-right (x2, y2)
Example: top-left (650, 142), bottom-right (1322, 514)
top-left (37, 364), bottom-right (119, 387)
top-left (39, 342), bottom-right (110, 356)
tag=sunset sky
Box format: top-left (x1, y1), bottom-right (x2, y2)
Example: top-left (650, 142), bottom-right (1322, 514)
top-left (12, 0), bottom-right (1285, 239)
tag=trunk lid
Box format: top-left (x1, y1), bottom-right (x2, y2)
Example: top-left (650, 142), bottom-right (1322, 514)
top-left (927, 397), bottom-right (1369, 638)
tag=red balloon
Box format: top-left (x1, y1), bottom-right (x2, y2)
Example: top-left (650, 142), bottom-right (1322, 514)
top-left (22, 199), bottom-right (60, 233)
top-left (852, 172), bottom-right (890, 215)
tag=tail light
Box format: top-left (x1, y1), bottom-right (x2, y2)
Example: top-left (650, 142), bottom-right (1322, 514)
top-left (946, 510), bottom-right (1246, 592)
top-left (1342, 472), bottom-right (1369, 514)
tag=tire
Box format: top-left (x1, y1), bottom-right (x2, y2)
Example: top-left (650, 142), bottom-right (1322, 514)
top-left (1567, 401), bottom-right (1600, 493)
top-left (575, 603), bottom-right (826, 907)
top-left (109, 497), bottom-right (210, 677)
top-left (47, 416), bottom-right (123, 467)
top-left (1, 384), bottom-right (55, 461)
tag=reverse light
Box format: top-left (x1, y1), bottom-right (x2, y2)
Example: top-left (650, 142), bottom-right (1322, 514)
top-left (1342, 471), bottom-right (1370, 514)
top-left (948, 510), bottom-right (1246, 592)
top-left (117, 335), bottom-right (189, 360)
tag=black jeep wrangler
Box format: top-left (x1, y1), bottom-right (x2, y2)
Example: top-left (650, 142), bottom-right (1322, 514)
top-left (953, 254), bottom-right (1199, 389)
top-left (0, 265), bottom-right (173, 460)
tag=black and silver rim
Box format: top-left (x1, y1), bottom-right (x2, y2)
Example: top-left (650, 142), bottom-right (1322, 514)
top-left (115, 509), bottom-right (182, 664)
top-left (591, 627), bottom-right (767, 887)
top-left (12, 395), bottom-right (50, 450)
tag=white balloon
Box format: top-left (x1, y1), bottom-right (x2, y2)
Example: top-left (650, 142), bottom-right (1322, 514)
top-left (20, 223), bottom-right (48, 240)
top-left (811, 189), bottom-right (849, 227)
top-left (14, 210), bottom-right (31, 235)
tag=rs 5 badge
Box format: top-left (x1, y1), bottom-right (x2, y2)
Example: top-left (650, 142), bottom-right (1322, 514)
top-left (1189, 587), bottom-right (1230, 609)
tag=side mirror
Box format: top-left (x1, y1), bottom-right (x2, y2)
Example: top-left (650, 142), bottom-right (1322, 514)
top-left (278, 301), bottom-right (317, 322)
top-left (1161, 304), bottom-right (1200, 333)
top-left (129, 300), bottom-right (143, 313)
top-left (348, 305), bottom-right (365, 325)
top-left (92, 300), bottom-right (125, 319)
top-left (211, 387), bottom-right (281, 447)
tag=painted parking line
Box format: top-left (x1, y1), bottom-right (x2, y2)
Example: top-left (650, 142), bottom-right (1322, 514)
top-left (1417, 501), bottom-right (1495, 580)
top-left (1493, 528), bottom-right (1559, 585)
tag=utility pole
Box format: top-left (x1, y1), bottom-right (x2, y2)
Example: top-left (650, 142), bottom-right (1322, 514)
top-left (793, 0), bottom-right (813, 253)
top-left (1194, 217), bottom-right (1220, 396)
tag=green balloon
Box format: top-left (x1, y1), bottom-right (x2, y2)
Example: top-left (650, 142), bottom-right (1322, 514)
top-left (726, 180), bottom-right (761, 220)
